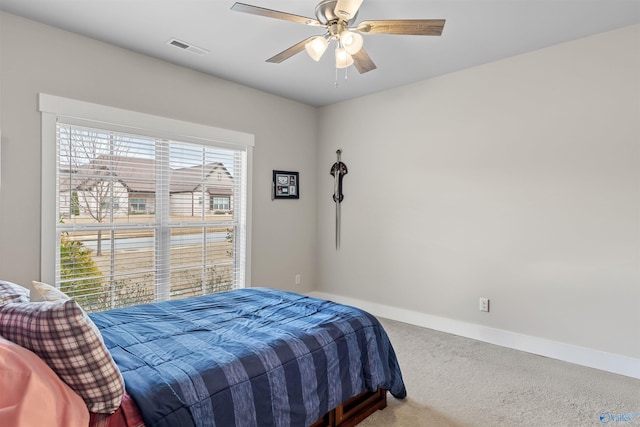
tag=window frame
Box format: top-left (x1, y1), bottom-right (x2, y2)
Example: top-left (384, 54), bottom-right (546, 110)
top-left (39, 93), bottom-right (254, 291)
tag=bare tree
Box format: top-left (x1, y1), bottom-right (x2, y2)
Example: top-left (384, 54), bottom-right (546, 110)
top-left (60, 128), bottom-right (129, 256)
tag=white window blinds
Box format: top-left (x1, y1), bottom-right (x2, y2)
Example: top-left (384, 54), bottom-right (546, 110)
top-left (55, 122), bottom-right (248, 312)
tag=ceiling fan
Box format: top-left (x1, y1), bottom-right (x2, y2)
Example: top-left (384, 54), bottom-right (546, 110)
top-left (231, 0), bottom-right (445, 74)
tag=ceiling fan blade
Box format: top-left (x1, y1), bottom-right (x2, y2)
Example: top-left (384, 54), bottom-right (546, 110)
top-left (334, 0), bottom-right (364, 21)
top-left (266, 37), bottom-right (316, 63)
top-left (352, 48), bottom-right (377, 74)
top-left (357, 19), bottom-right (445, 36)
top-left (231, 2), bottom-right (322, 26)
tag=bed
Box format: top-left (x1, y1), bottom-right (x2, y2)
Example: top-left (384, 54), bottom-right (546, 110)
top-left (0, 281), bottom-right (405, 427)
top-left (89, 288), bottom-right (407, 426)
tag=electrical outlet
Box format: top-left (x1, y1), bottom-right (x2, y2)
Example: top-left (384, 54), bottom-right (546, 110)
top-left (295, 274), bottom-right (301, 285)
top-left (479, 298), bottom-right (490, 312)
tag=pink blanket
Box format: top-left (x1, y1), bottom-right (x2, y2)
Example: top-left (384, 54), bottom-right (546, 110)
top-left (0, 335), bottom-right (89, 427)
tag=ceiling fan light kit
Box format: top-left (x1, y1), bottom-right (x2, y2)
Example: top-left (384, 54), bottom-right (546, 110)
top-left (335, 47), bottom-right (354, 69)
top-left (305, 36), bottom-right (329, 61)
top-left (340, 31), bottom-right (363, 55)
top-left (231, 0), bottom-right (445, 77)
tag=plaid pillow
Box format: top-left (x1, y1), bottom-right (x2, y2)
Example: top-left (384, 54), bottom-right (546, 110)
top-left (0, 280), bottom-right (30, 305)
top-left (0, 299), bottom-right (125, 414)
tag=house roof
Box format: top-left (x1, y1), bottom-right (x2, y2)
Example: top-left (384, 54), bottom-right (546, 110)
top-left (170, 163), bottom-right (233, 194)
top-left (60, 156), bottom-right (233, 195)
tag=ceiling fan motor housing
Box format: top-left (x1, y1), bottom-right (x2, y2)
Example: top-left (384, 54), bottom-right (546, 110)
top-left (315, 0), bottom-right (358, 25)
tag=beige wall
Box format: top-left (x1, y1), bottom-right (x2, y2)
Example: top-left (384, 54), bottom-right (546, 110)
top-left (1, 11), bottom-right (638, 363)
top-left (317, 25), bottom-right (640, 359)
top-left (0, 12), bottom-right (318, 293)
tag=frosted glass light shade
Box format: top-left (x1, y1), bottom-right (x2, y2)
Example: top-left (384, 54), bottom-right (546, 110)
top-left (340, 31), bottom-right (363, 55)
top-left (305, 36), bottom-right (329, 61)
top-left (335, 47), bottom-right (354, 69)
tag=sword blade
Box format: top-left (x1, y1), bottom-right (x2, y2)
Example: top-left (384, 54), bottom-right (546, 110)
top-left (336, 200), bottom-right (341, 249)
top-left (334, 170), bottom-right (340, 249)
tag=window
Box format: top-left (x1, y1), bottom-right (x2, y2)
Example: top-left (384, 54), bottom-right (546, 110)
top-left (40, 94), bottom-right (253, 312)
top-left (129, 198), bottom-right (147, 213)
top-left (101, 197), bottom-right (120, 211)
top-left (212, 197), bottom-right (230, 211)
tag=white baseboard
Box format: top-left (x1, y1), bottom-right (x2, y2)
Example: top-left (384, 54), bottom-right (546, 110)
top-left (308, 291), bottom-right (640, 380)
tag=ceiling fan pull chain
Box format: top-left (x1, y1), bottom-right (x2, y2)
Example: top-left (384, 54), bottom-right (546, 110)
top-left (335, 65), bottom-right (339, 88)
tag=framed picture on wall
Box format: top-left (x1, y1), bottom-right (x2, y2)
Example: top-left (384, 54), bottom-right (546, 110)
top-left (272, 170), bottom-right (299, 200)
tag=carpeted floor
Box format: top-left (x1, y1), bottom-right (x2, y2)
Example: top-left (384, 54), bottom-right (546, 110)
top-left (359, 318), bottom-right (640, 427)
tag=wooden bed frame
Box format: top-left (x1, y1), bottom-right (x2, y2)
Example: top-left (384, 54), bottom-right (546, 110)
top-left (91, 388), bottom-right (388, 427)
top-left (310, 388), bottom-right (388, 427)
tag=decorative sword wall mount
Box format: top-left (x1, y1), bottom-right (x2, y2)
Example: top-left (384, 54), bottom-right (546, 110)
top-left (330, 149), bottom-right (348, 250)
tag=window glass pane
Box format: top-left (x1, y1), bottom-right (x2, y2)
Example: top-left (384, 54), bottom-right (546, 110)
top-left (57, 125), bottom-right (156, 225)
top-left (168, 141), bottom-right (235, 222)
top-left (167, 226), bottom-right (234, 298)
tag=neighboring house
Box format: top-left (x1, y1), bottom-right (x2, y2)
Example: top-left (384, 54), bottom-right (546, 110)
top-left (59, 156), bottom-right (234, 218)
top-left (169, 163), bottom-right (234, 216)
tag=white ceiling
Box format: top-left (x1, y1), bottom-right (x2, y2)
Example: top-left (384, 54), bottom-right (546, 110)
top-left (1, 0), bottom-right (639, 107)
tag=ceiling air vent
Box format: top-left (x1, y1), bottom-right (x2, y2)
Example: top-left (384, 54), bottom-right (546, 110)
top-left (167, 38), bottom-right (209, 56)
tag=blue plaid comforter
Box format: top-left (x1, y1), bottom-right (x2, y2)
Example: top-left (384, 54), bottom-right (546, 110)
top-left (90, 288), bottom-right (406, 427)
